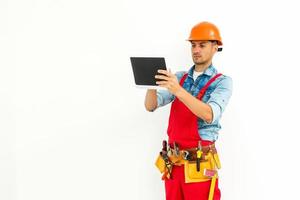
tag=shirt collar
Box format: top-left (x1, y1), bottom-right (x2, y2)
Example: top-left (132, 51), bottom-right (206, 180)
top-left (187, 64), bottom-right (217, 78)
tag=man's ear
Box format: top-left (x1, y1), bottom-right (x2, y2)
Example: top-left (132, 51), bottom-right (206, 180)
top-left (213, 43), bottom-right (218, 52)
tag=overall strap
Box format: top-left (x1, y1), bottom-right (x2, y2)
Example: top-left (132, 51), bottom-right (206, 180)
top-left (197, 73), bottom-right (223, 100)
top-left (179, 73), bottom-right (188, 86)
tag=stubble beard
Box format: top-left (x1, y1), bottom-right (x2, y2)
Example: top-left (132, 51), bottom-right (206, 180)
top-left (193, 57), bottom-right (208, 66)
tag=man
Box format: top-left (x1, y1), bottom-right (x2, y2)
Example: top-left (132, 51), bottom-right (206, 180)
top-left (144, 21), bottom-right (232, 200)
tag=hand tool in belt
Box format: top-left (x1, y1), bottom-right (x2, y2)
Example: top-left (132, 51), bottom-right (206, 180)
top-left (196, 141), bottom-right (202, 172)
top-left (173, 142), bottom-right (179, 157)
top-left (160, 140), bottom-right (173, 179)
top-left (211, 145), bottom-right (221, 169)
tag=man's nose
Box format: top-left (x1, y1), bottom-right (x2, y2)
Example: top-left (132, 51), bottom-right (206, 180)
top-left (193, 47), bottom-right (201, 54)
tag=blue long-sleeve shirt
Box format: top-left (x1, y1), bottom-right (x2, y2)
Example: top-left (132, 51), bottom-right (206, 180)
top-left (156, 65), bottom-right (233, 142)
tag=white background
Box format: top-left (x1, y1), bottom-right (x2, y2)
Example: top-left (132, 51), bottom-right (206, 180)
top-left (1, 0), bottom-right (300, 199)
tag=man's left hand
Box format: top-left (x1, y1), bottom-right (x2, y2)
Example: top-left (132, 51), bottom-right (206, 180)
top-left (155, 69), bottom-right (183, 96)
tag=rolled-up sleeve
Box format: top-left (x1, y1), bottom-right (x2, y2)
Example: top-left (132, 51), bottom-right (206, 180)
top-left (207, 76), bottom-right (233, 123)
top-left (157, 90), bottom-right (175, 108)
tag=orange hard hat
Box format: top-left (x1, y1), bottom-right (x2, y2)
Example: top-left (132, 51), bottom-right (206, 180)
top-left (187, 21), bottom-right (223, 46)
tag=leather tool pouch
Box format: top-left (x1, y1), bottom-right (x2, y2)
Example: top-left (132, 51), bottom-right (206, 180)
top-left (155, 151), bottom-right (221, 183)
top-left (184, 153), bottom-right (217, 183)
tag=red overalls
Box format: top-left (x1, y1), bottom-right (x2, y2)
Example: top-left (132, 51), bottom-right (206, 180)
top-left (165, 73), bottom-right (222, 200)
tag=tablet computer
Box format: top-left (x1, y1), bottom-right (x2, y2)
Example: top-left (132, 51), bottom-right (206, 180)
top-left (130, 57), bottom-right (167, 89)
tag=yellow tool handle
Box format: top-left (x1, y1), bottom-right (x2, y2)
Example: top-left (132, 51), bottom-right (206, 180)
top-left (208, 174), bottom-right (217, 200)
top-left (208, 154), bottom-right (215, 170)
top-left (213, 153), bottom-right (221, 169)
top-left (197, 150), bottom-right (202, 158)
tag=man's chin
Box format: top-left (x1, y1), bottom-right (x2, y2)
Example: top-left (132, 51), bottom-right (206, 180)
top-left (193, 58), bottom-right (204, 64)
top-left (193, 61), bottom-right (205, 65)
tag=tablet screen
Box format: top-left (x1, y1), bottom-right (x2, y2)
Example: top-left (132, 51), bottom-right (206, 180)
top-left (130, 57), bottom-right (167, 86)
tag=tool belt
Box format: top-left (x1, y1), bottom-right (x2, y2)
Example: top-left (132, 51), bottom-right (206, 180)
top-left (155, 141), bottom-right (221, 183)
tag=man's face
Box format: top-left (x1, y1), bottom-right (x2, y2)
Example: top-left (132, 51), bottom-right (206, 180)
top-left (191, 41), bottom-right (218, 65)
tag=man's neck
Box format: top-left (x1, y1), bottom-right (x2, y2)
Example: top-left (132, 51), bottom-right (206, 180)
top-left (194, 62), bottom-right (212, 72)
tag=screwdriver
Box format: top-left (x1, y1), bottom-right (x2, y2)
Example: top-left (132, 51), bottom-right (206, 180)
top-left (196, 141), bottom-right (202, 172)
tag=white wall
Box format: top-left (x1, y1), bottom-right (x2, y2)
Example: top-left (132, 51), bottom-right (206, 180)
top-left (1, 0), bottom-right (300, 199)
